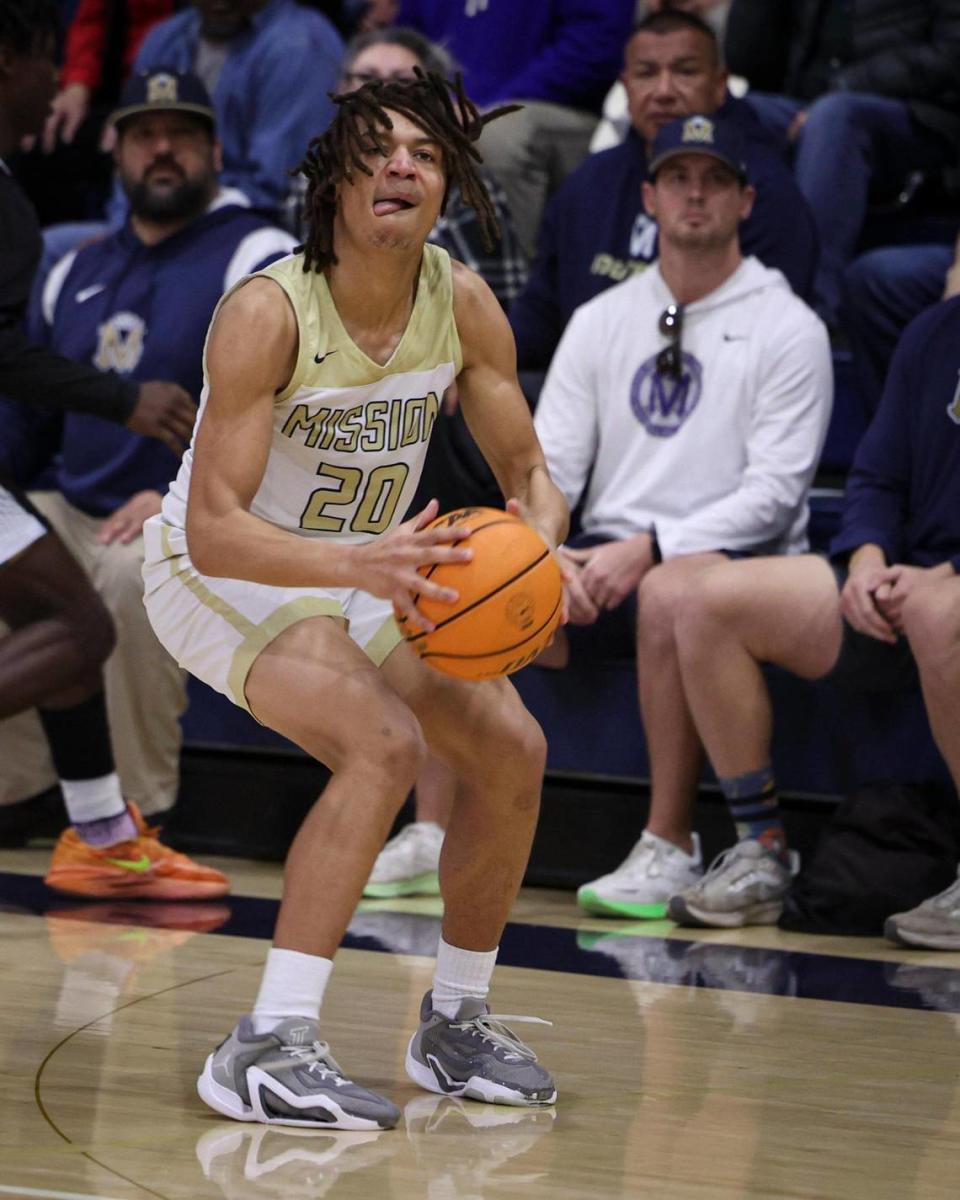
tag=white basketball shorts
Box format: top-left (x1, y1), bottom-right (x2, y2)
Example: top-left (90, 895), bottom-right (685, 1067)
top-left (0, 484), bottom-right (47, 566)
top-left (141, 516), bottom-right (402, 715)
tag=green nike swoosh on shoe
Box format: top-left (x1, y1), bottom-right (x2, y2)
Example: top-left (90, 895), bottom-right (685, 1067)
top-left (103, 854), bottom-right (154, 872)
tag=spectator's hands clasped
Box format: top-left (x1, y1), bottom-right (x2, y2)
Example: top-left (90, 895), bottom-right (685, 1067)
top-left (875, 562), bottom-right (955, 633)
top-left (352, 498), bottom-right (473, 632)
top-left (841, 559), bottom-right (899, 643)
top-left (97, 490), bottom-right (163, 546)
top-left (562, 534), bottom-right (655, 618)
top-left (127, 382), bottom-right (197, 456)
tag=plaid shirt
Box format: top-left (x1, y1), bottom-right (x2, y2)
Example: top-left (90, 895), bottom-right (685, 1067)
top-left (283, 167), bottom-right (528, 310)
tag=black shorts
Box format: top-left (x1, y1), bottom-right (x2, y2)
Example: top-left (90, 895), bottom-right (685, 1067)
top-left (822, 565), bottom-right (919, 693)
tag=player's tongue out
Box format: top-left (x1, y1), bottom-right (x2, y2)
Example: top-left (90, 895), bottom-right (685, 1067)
top-left (374, 198), bottom-right (413, 215)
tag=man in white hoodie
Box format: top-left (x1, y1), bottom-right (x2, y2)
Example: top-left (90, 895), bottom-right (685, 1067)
top-left (534, 112), bottom-right (832, 923)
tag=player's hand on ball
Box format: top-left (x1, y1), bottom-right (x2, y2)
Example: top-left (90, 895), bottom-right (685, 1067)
top-left (354, 498), bottom-right (473, 631)
top-left (393, 506), bottom-right (565, 678)
top-left (507, 498), bottom-right (571, 624)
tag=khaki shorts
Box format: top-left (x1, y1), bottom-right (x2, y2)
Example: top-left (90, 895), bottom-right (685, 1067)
top-left (141, 516), bottom-right (402, 715)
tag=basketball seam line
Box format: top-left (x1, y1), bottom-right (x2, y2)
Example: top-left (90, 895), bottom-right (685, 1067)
top-left (405, 547), bottom-right (552, 643)
top-left (420, 517), bottom-right (525, 586)
top-left (421, 591), bottom-right (563, 660)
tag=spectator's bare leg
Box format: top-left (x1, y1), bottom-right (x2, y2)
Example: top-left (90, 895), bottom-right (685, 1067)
top-left (636, 553), bottom-right (729, 851)
top-left (416, 755), bottom-right (456, 827)
top-left (675, 555), bottom-right (843, 777)
top-left (902, 575), bottom-right (960, 786)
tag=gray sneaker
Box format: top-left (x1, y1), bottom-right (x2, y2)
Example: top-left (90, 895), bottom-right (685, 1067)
top-left (198, 1015), bottom-right (401, 1130)
top-left (668, 839), bottom-right (797, 928)
top-left (885, 871), bottom-right (960, 949)
top-left (405, 991), bottom-right (557, 1106)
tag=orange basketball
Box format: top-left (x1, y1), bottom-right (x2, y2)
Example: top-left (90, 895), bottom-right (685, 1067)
top-left (395, 507), bottom-right (564, 680)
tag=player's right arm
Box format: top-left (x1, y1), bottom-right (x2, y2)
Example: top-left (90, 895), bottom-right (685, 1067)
top-left (185, 278), bottom-right (469, 622)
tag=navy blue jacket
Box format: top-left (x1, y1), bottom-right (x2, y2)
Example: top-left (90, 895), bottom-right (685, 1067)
top-left (831, 296), bottom-right (960, 573)
top-left (3, 199), bottom-right (293, 516)
top-left (398, 0), bottom-right (635, 113)
top-left (509, 96), bottom-right (819, 370)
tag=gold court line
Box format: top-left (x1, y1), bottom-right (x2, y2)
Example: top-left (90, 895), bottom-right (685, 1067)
top-left (0, 1187), bottom-right (132, 1200)
top-left (32, 967), bottom-right (237, 1200)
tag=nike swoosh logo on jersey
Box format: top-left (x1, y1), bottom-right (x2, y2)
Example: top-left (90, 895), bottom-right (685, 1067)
top-left (314, 349), bottom-right (338, 364)
top-left (75, 284), bottom-right (106, 303)
top-left (104, 854), bottom-right (153, 873)
top-left (723, 333), bottom-right (746, 342)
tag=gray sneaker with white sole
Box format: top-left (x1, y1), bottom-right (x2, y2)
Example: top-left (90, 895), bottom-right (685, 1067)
top-left (668, 839), bottom-right (798, 928)
top-left (198, 1015), bottom-right (400, 1130)
top-left (405, 991), bottom-right (557, 1106)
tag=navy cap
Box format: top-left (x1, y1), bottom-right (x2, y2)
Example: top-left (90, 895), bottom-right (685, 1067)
top-left (110, 68), bottom-right (216, 128)
top-left (648, 114), bottom-right (748, 184)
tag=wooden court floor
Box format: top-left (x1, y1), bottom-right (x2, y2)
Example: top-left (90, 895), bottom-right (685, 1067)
top-left (2, 848), bottom-right (960, 1200)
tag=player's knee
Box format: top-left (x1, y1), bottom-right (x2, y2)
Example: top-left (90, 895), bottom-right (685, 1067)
top-left (463, 695), bottom-right (546, 793)
top-left (500, 709), bottom-right (547, 780)
top-left (69, 594), bottom-right (117, 670)
top-left (356, 709), bottom-right (428, 794)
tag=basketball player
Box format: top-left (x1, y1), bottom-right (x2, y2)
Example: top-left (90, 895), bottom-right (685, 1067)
top-left (0, 1), bottom-right (226, 898)
top-left (142, 74), bottom-right (568, 1128)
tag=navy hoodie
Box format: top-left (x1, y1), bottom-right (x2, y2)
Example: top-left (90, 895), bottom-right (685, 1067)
top-left (831, 296), bottom-right (960, 573)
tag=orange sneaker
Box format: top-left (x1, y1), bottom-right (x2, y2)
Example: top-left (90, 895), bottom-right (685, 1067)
top-left (44, 803), bottom-right (230, 901)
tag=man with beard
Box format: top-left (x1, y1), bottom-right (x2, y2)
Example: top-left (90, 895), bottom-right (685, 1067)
top-left (0, 67), bottom-right (296, 883)
top-left (129, 0), bottom-right (344, 220)
top-left (534, 112), bottom-right (831, 922)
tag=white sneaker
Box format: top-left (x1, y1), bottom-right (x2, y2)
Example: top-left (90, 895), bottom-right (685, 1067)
top-left (885, 870), bottom-right (960, 949)
top-left (363, 821), bottom-right (443, 898)
top-left (668, 839), bottom-right (798, 928)
top-left (577, 831), bottom-right (703, 919)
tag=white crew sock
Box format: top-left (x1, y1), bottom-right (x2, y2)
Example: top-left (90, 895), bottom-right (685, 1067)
top-left (60, 772), bottom-right (126, 824)
top-left (251, 947), bottom-right (334, 1034)
top-left (431, 936), bottom-right (498, 1019)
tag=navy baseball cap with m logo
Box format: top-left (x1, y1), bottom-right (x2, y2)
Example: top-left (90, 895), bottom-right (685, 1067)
top-left (648, 113), bottom-right (748, 184)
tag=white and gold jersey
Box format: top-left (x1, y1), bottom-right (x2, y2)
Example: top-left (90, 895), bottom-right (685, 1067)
top-left (159, 243), bottom-right (461, 546)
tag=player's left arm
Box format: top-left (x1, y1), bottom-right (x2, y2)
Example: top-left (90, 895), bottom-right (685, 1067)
top-left (452, 262), bottom-right (569, 551)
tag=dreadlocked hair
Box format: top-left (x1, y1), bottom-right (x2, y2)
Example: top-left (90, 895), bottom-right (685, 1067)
top-left (294, 70), bottom-right (520, 273)
top-left (0, 0), bottom-right (59, 53)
